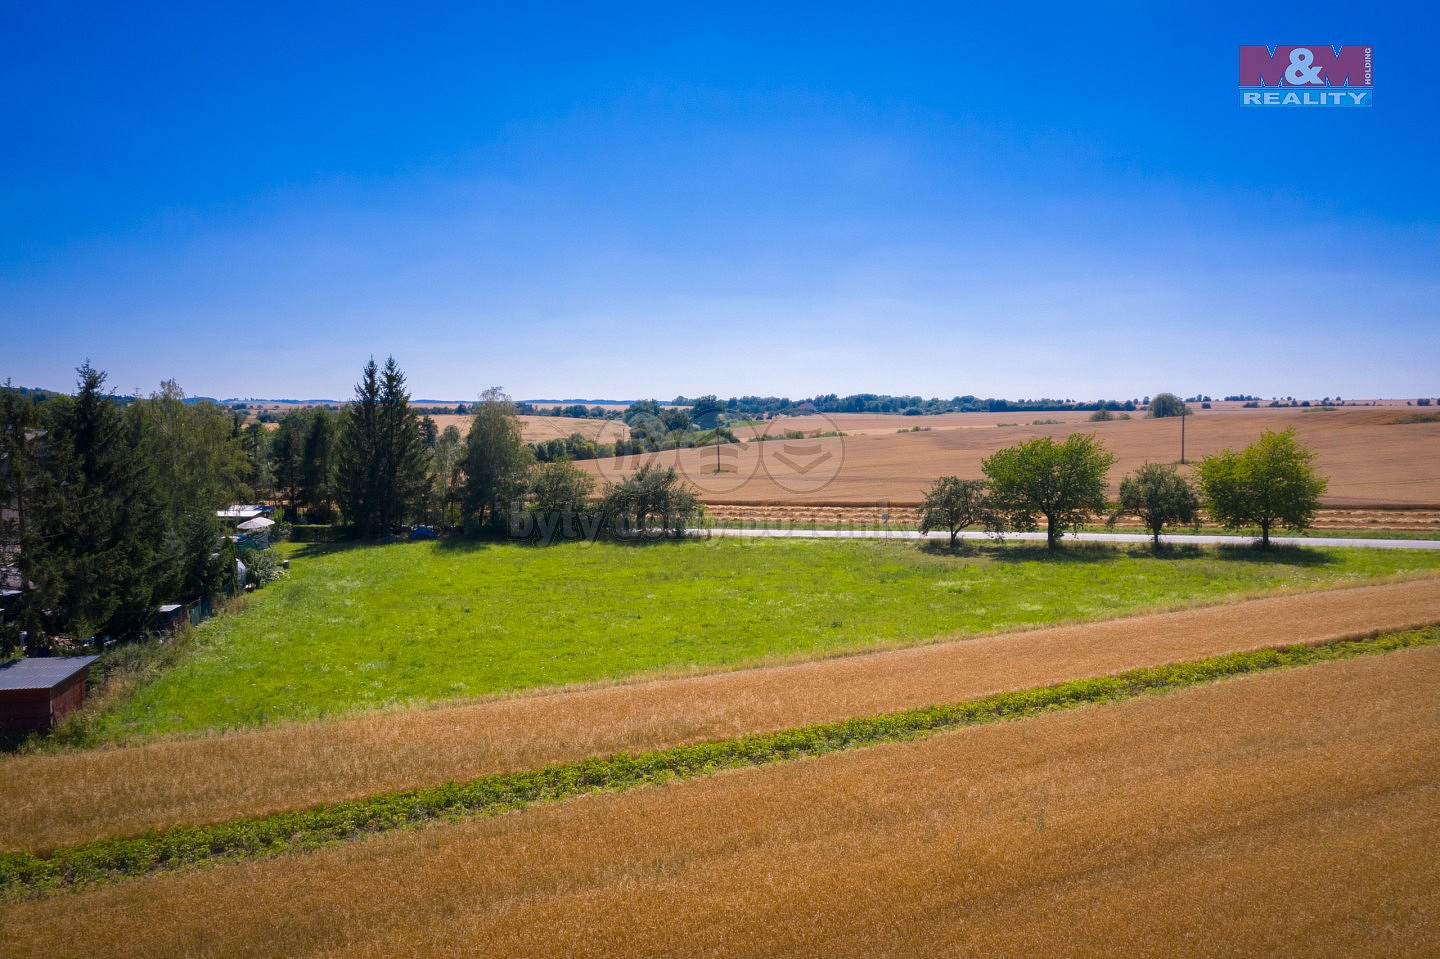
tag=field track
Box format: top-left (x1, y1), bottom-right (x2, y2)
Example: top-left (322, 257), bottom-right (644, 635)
top-left (4, 644), bottom-right (1437, 958)
top-left (4, 576), bottom-right (1439, 852)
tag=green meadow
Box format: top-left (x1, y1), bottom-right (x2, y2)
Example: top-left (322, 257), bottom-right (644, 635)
top-left (92, 537), bottom-right (1440, 739)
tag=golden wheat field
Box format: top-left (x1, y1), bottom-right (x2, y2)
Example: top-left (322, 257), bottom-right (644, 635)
top-left (4, 577), bottom-right (1437, 853)
top-left (579, 406), bottom-right (1440, 507)
top-left (4, 644), bottom-right (1437, 959)
top-left (416, 413), bottom-right (615, 443)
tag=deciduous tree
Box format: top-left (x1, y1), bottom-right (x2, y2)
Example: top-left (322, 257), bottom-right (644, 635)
top-left (1147, 392), bottom-right (1189, 418)
top-left (603, 464), bottom-right (702, 536)
top-left (1108, 462), bottom-right (1200, 546)
top-left (1197, 428), bottom-right (1327, 547)
top-left (917, 476), bottom-right (990, 548)
top-left (982, 434), bottom-right (1115, 549)
top-left (462, 387), bottom-right (533, 531)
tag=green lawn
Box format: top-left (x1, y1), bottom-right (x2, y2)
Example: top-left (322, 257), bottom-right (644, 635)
top-left (93, 538), bottom-right (1440, 739)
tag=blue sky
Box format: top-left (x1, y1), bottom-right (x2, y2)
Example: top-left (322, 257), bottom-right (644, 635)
top-left (2, 2), bottom-right (1436, 401)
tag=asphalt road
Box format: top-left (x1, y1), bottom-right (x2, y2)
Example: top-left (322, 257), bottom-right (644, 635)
top-left (691, 527), bottom-right (1440, 550)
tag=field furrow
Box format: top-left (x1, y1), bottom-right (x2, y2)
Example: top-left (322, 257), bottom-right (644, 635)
top-left (4, 643), bottom-right (1437, 958)
top-left (3, 576), bottom-right (1438, 852)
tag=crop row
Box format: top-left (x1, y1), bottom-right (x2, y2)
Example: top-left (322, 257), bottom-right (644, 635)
top-left (3, 625), bottom-right (1437, 899)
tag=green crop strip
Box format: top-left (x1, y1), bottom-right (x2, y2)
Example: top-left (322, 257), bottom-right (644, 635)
top-left (3, 625), bottom-right (1438, 900)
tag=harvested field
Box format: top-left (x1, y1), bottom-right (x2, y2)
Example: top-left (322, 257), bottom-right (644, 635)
top-left (581, 406), bottom-right (1440, 507)
top-left (416, 413), bottom-right (615, 443)
top-left (5, 645), bottom-right (1437, 958)
top-left (702, 503), bottom-right (1440, 532)
top-left (5, 576), bottom-right (1438, 852)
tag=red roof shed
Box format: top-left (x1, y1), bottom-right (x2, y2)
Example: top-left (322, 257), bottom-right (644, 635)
top-left (0, 656), bottom-right (99, 733)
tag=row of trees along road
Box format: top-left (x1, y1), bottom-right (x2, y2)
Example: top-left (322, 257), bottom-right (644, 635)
top-left (918, 430), bottom-right (1327, 549)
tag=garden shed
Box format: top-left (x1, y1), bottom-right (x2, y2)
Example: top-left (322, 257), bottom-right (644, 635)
top-left (0, 656), bottom-right (99, 733)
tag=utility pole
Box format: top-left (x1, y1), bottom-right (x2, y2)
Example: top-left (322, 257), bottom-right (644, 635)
top-left (1180, 405), bottom-right (1187, 464)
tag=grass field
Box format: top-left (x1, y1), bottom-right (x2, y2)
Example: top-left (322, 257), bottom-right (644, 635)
top-left (8, 578), bottom-right (1437, 852)
top-left (6, 643), bottom-right (1436, 958)
top-left (85, 538), bottom-right (1440, 740)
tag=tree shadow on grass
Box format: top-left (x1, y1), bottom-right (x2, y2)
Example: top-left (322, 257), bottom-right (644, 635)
top-left (918, 540), bottom-right (989, 559)
top-left (970, 540), bottom-right (1337, 567)
top-left (283, 538), bottom-right (409, 561)
top-left (1207, 543), bottom-right (1337, 566)
top-left (984, 542), bottom-right (1129, 564)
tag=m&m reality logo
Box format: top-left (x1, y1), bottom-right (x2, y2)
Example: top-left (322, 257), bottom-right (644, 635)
top-left (1239, 45), bottom-right (1372, 107)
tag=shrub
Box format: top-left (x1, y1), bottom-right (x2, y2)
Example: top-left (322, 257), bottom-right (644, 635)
top-left (244, 550), bottom-right (285, 588)
top-left (603, 465), bottom-right (703, 537)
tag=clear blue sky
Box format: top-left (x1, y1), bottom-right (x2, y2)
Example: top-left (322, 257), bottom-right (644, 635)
top-left (3, 2), bottom-right (1436, 401)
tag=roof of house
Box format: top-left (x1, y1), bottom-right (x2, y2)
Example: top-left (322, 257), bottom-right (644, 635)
top-left (0, 656), bottom-right (100, 691)
top-left (216, 505), bottom-right (265, 520)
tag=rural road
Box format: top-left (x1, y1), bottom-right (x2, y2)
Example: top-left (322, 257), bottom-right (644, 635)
top-left (693, 527), bottom-right (1440, 550)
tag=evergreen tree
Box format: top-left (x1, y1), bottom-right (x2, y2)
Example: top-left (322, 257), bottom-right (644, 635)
top-left (336, 359), bottom-right (384, 535)
top-left (376, 357), bottom-right (428, 529)
top-left (0, 382), bottom-right (34, 657)
top-left (336, 357), bottom-right (426, 535)
top-left (25, 363), bottom-right (165, 643)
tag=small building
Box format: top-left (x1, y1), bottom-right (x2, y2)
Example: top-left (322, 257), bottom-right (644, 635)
top-left (0, 656), bottom-right (100, 733)
top-left (216, 505), bottom-right (266, 522)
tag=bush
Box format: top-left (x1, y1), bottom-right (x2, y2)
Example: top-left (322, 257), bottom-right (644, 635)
top-left (603, 465), bottom-right (703, 537)
top-left (244, 550), bottom-right (286, 588)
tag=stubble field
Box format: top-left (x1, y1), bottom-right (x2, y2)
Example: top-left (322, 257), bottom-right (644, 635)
top-left (4, 643), bottom-right (1437, 958)
top-left (579, 406), bottom-right (1440, 507)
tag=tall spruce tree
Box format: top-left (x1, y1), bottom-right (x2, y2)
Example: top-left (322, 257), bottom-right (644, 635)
top-left (335, 357), bottom-right (426, 536)
top-left (376, 357), bottom-right (428, 529)
top-left (336, 359), bottom-right (384, 535)
top-left (25, 363), bottom-right (165, 643)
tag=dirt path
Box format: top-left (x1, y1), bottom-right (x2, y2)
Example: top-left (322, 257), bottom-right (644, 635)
top-left (5, 644), bottom-right (1437, 958)
top-left (3, 577), bottom-right (1439, 851)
